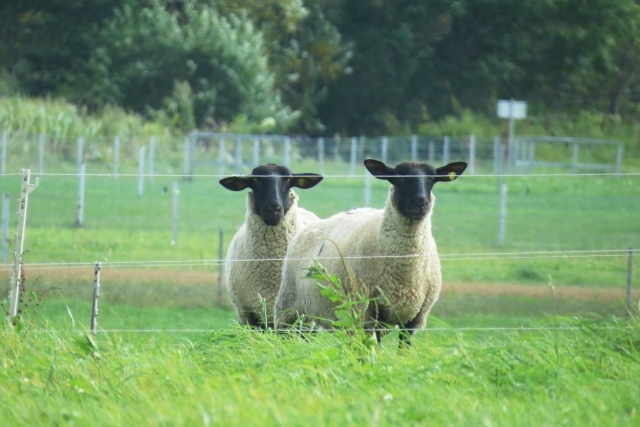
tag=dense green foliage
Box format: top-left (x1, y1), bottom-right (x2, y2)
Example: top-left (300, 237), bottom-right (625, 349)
top-left (3, 0), bottom-right (640, 135)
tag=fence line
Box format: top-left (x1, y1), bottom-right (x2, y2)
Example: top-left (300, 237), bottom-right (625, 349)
top-left (19, 325), bottom-right (625, 335)
top-left (0, 248), bottom-right (636, 271)
top-left (7, 171), bottom-right (640, 178)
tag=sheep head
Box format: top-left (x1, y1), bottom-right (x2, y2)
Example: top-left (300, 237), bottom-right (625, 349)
top-left (364, 159), bottom-right (467, 221)
top-left (220, 163), bottom-right (323, 226)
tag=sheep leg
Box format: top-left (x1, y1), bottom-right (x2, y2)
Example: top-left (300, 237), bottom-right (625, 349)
top-left (399, 312), bottom-right (427, 348)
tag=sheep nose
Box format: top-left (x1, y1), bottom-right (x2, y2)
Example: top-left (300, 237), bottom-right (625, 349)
top-left (265, 204), bottom-right (282, 215)
top-left (412, 197), bottom-right (428, 208)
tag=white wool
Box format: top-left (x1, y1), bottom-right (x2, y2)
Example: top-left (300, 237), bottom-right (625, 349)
top-left (225, 189), bottom-right (319, 326)
top-left (274, 186), bottom-right (441, 331)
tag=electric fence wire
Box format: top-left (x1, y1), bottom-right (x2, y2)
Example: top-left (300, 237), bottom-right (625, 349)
top-left (0, 248), bottom-right (637, 271)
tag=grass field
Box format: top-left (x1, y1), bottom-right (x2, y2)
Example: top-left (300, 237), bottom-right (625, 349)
top-left (0, 147), bottom-right (639, 425)
top-left (0, 318), bottom-right (639, 426)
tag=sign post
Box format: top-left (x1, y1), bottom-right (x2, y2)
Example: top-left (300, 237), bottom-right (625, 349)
top-left (497, 100), bottom-right (527, 174)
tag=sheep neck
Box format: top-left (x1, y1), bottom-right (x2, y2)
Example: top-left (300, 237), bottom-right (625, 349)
top-left (245, 189), bottom-right (299, 257)
top-left (378, 186), bottom-right (434, 262)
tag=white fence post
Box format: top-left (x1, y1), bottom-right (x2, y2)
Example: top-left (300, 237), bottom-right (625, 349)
top-left (318, 137), bottom-right (325, 175)
top-left (218, 137), bottom-right (225, 177)
top-left (172, 181), bottom-right (179, 244)
top-left (616, 143), bottom-right (623, 174)
top-left (90, 262), bottom-right (102, 335)
top-left (113, 136), bottom-right (120, 180)
top-left (627, 248), bottom-right (633, 314)
top-left (148, 136), bottom-right (155, 183)
top-left (428, 141), bottom-right (434, 163)
top-left (1, 129), bottom-right (6, 175)
top-left (235, 136), bottom-right (242, 175)
top-left (2, 193), bottom-right (9, 261)
top-left (571, 141), bottom-right (579, 174)
top-left (350, 137), bottom-right (357, 176)
top-left (77, 136), bottom-right (84, 175)
top-left (137, 145), bottom-right (145, 197)
top-left (498, 183), bottom-right (507, 245)
top-left (76, 163), bottom-right (86, 227)
top-left (364, 169), bottom-right (371, 207)
top-left (38, 134), bottom-right (45, 175)
top-left (253, 137), bottom-right (260, 168)
top-left (469, 135), bottom-right (476, 175)
top-left (381, 137), bottom-right (388, 164)
top-left (283, 137), bottom-right (291, 168)
top-left (528, 141), bottom-right (536, 174)
top-left (443, 136), bottom-right (450, 165)
top-left (8, 169), bottom-right (38, 319)
top-left (411, 135), bottom-right (418, 161)
top-left (218, 229), bottom-right (224, 306)
top-left (497, 137), bottom-right (504, 193)
top-left (183, 136), bottom-right (190, 179)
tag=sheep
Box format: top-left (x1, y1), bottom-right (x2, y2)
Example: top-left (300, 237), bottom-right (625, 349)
top-left (219, 164), bottom-right (323, 328)
top-left (274, 158), bottom-right (467, 345)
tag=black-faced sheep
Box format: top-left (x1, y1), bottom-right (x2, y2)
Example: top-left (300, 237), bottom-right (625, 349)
top-left (274, 159), bottom-right (467, 345)
top-left (220, 164), bottom-right (323, 328)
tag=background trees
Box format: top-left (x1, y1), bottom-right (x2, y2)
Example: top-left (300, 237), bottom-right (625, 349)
top-left (2, 0), bottom-right (640, 136)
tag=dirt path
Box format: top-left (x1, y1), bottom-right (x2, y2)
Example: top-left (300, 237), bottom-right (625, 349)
top-left (3, 267), bottom-right (636, 303)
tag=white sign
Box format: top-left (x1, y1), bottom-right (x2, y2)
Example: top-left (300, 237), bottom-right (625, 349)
top-left (497, 100), bottom-right (527, 119)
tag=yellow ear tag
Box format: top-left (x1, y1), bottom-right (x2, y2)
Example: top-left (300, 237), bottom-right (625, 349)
top-left (448, 171), bottom-right (456, 180)
top-left (298, 178), bottom-right (305, 186)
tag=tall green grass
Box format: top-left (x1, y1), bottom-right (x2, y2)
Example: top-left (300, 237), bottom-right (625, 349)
top-left (0, 318), bottom-right (638, 426)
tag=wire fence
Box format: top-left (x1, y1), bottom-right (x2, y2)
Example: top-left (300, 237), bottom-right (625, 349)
top-left (0, 131), bottom-right (638, 333)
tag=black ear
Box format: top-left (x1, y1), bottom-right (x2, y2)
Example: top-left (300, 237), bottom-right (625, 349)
top-left (291, 174), bottom-right (323, 189)
top-left (364, 158), bottom-right (396, 180)
top-left (434, 162), bottom-right (468, 182)
top-left (219, 176), bottom-right (253, 191)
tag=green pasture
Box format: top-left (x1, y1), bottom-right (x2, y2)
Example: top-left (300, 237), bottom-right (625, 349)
top-left (0, 318), bottom-right (639, 426)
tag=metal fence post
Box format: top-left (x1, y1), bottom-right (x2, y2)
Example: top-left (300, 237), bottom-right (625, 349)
top-left (38, 134), bottom-right (45, 175)
top-left (77, 136), bottom-right (84, 175)
top-left (1, 129), bottom-right (6, 175)
top-left (627, 248), bottom-right (633, 314)
top-left (381, 137), bottom-right (388, 163)
top-left (137, 146), bottom-right (145, 197)
top-left (253, 137), bottom-right (260, 168)
top-left (350, 137), bottom-right (357, 176)
top-left (498, 183), bottom-right (507, 245)
top-left (616, 143), bottom-right (623, 174)
top-left (528, 141), bottom-right (536, 174)
top-left (235, 136), bottom-right (242, 175)
top-left (113, 136), bottom-right (120, 180)
top-left (468, 135), bottom-right (476, 175)
top-left (172, 181), bottom-right (179, 244)
top-left (8, 169), bottom-right (38, 319)
top-left (443, 136), bottom-right (450, 165)
top-left (283, 137), bottom-right (291, 168)
top-left (572, 141), bottom-right (579, 174)
top-left (218, 137), bottom-right (225, 177)
top-left (183, 136), bottom-right (190, 180)
top-left (497, 137), bottom-right (505, 193)
top-left (429, 141), bottom-right (434, 164)
top-left (411, 135), bottom-right (418, 161)
top-left (2, 194), bottom-right (9, 261)
top-left (76, 163), bottom-right (85, 227)
top-left (218, 229), bottom-right (224, 306)
top-left (493, 136), bottom-right (500, 174)
top-left (364, 169), bottom-right (371, 207)
top-left (148, 136), bottom-right (155, 183)
top-left (90, 262), bottom-right (102, 335)
top-left (318, 137), bottom-right (325, 175)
